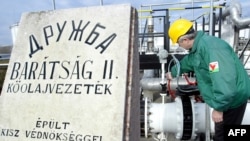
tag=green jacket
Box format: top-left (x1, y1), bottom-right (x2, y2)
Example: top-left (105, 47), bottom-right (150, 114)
top-left (171, 31), bottom-right (250, 111)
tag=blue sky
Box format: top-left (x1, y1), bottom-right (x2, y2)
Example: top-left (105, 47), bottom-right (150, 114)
top-left (0, 0), bottom-right (249, 46)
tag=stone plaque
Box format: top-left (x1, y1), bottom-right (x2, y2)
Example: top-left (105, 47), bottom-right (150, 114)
top-left (0, 4), bottom-right (140, 141)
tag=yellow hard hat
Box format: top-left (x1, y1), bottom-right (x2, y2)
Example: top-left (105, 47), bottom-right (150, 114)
top-left (168, 18), bottom-right (193, 44)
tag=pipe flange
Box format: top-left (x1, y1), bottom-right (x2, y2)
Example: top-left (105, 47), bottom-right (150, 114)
top-left (180, 96), bottom-right (193, 140)
top-left (174, 96), bottom-right (184, 139)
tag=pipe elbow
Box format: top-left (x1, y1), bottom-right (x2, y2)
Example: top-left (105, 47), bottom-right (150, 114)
top-left (230, 6), bottom-right (250, 29)
top-left (229, 1), bottom-right (250, 29)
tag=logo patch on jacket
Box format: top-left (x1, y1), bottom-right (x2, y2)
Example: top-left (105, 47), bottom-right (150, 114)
top-left (209, 61), bottom-right (219, 73)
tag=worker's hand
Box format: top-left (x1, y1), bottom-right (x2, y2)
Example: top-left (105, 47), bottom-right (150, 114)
top-left (212, 109), bottom-right (223, 123)
top-left (166, 72), bottom-right (173, 80)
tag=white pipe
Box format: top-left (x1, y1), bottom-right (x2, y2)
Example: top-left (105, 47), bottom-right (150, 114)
top-left (147, 97), bottom-right (250, 139)
top-left (149, 97), bottom-right (184, 139)
top-left (209, 0), bottom-right (214, 36)
top-left (161, 63), bottom-right (165, 84)
top-left (0, 64), bottom-right (8, 67)
top-left (158, 49), bottom-right (168, 84)
top-left (10, 23), bottom-right (19, 46)
top-left (140, 78), bottom-right (162, 91)
top-left (147, 17), bottom-right (154, 52)
top-left (140, 77), bottom-right (196, 92)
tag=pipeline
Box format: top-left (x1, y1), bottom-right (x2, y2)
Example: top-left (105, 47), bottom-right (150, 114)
top-left (216, 0), bottom-right (250, 29)
top-left (141, 77), bottom-right (196, 92)
top-left (141, 93), bottom-right (250, 140)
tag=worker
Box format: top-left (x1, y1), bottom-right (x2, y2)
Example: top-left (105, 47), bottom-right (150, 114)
top-left (167, 18), bottom-right (250, 141)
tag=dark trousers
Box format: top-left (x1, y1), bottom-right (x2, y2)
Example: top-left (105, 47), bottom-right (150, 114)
top-left (214, 102), bottom-right (247, 141)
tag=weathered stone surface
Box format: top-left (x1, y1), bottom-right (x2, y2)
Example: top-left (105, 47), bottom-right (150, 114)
top-left (0, 4), bottom-right (139, 141)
